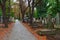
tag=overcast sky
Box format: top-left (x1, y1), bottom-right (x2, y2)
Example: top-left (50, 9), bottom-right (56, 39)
top-left (13, 0), bottom-right (17, 2)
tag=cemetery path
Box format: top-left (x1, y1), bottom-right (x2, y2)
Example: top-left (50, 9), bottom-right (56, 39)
top-left (8, 20), bottom-right (37, 40)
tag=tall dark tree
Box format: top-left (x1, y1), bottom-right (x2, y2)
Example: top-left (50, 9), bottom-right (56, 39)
top-left (28, 0), bottom-right (31, 24)
top-left (8, 0), bottom-right (11, 22)
top-left (27, 0), bottom-right (34, 25)
top-left (0, 0), bottom-right (8, 27)
top-left (19, 0), bottom-right (26, 22)
top-left (30, 0), bottom-right (34, 24)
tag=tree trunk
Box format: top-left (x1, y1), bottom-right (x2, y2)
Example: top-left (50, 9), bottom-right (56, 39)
top-left (19, 0), bottom-right (25, 22)
top-left (30, 0), bottom-right (34, 25)
top-left (19, 12), bottom-right (20, 20)
top-left (1, 0), bottom-right (8, 28)
top-left (28, 0), bottom-right (31, 24)
top-left (21, 6), bottom-right (25, 22)
top-left (8, 0), bottom-right (11, 23)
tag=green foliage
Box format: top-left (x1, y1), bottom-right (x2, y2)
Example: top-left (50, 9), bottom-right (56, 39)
top-left (57, 0), bottom-right (60, 12)
top-left (35, 0), bottom-right (57, 18)
top-left (10, 12), bottom-right (14, 17)
top-left (6, 0), bottom-right (15, 17)
top-left (33, 8), bottom-right (38, 18)
top-left (6, 0), bottom-right (10, 15)
top-left (0, 8), bottom-right (2, 16)
top-left (0, 0), bottom-right (2, 4)
top-left (36, 0), bottom-right (47, 17)
top-left (47, 0), bottom-right (57, 17)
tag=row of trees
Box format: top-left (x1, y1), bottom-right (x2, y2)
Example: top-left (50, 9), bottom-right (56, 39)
top-left (0, 0), bottom-right (14, 28)
top-left (20, 0), bottom-right (60, 28)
